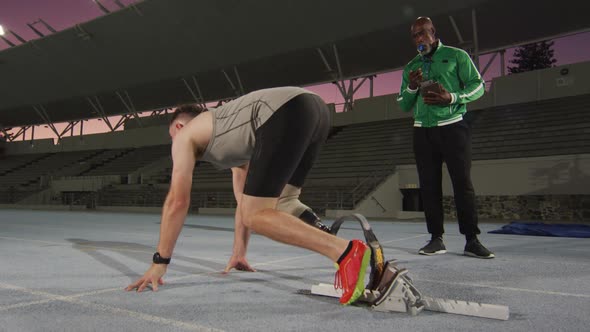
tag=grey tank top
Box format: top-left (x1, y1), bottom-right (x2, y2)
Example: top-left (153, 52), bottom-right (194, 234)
top-left (200, 86), bottom-right (317, 169)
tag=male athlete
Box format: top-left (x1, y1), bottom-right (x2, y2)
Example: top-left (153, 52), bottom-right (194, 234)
top-left (126, 87), bottom-right (371, 305)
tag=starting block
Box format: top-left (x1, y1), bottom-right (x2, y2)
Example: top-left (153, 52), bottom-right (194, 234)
top-left (310, 260), bottom-right (509, 321)
top-left (311, 214), bottom-right (509, 320)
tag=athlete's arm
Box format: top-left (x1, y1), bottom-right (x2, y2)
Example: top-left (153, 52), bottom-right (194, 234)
top-left (155, 136), bottom-right (196, 257)
top-left (125, 137), bottom-right (196, 292)
top-left (224, 163), bottom-right (256, 273)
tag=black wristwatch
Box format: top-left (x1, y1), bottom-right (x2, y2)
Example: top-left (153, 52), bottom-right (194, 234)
top-left (153, 252), bottom-right (171, 265)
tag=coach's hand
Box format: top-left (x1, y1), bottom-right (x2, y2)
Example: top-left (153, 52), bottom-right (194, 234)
top-left (125, 264), bottom-right (166, 292)
top-left (408, 68), bottom-right (423, 90)
top-left (422, 84), bottom-right (452, 105)
top-left (223, 255), bottom-right (256, 274)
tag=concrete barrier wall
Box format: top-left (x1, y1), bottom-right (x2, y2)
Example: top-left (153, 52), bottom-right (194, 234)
top-left (326, 154), bottom-right (590, 219)
top-left (397, 154), bottom-right (590, 196)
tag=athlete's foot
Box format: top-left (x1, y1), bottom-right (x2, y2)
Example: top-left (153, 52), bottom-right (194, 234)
top-left (334, 240), bottom-right (371, 305)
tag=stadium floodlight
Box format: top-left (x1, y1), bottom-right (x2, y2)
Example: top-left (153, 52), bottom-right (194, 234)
top-left (0, 25), bottom-right (17, 47)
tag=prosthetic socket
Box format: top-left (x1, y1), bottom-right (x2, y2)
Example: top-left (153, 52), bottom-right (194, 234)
top-left (276, 184), bottom-right (331, 233)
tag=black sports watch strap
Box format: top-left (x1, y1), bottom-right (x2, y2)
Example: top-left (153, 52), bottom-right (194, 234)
top-left (153, 252), bottom-right (171, 265)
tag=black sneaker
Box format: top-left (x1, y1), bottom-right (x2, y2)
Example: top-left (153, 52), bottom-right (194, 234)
top-left (464, 239), bottom-right (495, 259)
top-left (418, 237), bottom-right (447, 255)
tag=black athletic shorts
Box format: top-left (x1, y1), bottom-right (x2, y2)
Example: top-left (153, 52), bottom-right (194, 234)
top-left (243, 93), bottom-right (330, 197)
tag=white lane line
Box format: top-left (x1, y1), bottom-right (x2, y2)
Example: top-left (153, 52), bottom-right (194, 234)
top-left (252, 254), bottom-right (317, 267)
top-left (68, 287), bottom-right (129, 298)
top-left (0, 282), bottom-right (67, 298)
top-left (0, 283), bottom-right (125, 312)
top-left (416, 279), bottom-right (590, 298)
top-left (0, 271), bottom-right (220, 312)
top-left (0, 282), bottom-right (223, 332)
top-left (381, 234), bottom-right (428, 244)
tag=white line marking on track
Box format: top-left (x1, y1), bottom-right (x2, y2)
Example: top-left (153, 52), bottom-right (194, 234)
top-left (416, 279), bottom-right (590, 298)
top-left (0, 282), bottom-right (223, 331)
top-left (252, 254), bottom-right (317, 267)
top-left (381, 234), bottom-right (428, 244)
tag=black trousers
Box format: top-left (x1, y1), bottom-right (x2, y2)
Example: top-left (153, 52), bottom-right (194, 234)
top-left (413, 120), bottom-right (480, 236)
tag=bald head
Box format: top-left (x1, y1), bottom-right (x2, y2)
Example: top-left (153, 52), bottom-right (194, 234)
top-left (412, 17), bottom-right (435, 31)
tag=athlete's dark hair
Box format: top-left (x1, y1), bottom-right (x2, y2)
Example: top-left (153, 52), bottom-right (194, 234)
top-left (170, 104), bottom-right (207, 124)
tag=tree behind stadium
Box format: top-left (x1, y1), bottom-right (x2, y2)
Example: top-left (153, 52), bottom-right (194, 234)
top-left (508, 41), bottom-right (557, 74)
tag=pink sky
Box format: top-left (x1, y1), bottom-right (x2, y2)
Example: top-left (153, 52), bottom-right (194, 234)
top-left (2, 0), bottom-right (589, 140)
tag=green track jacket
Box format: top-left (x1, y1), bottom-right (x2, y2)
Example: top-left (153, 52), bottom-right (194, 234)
top-left (397, 41), bottom-right (485, 127)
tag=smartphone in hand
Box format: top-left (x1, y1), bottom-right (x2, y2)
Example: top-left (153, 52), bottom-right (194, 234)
top-left (420, 80), bottom-right (443, 95)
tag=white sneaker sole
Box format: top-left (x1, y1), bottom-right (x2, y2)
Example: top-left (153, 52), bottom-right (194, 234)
top-left (418, 249), bottom-right (447, 256)
top-left (464, 251), bottom-right (495, 259)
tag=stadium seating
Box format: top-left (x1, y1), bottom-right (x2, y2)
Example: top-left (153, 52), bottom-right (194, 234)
top-left (1, 94), bottom-right (588, 213)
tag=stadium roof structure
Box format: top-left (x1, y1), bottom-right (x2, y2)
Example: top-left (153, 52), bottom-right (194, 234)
top-left (0, 0), bottom-right (588, 128)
